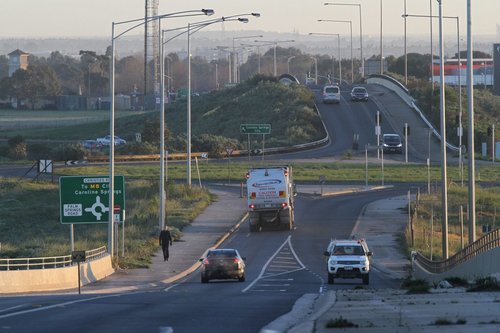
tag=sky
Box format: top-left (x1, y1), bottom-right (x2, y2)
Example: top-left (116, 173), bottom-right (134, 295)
top-left (0, 0), bottom-right (499, 39)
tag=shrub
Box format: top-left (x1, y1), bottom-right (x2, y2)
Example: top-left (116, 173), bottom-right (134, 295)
top-left (325, 316), bottom-right (358, 328)
top-left (467, 277), bottom-right (500, 292)
top-left (51, 143), bottom-right (87, 161)
top-left (402, 278), bottom-right (430, 294)
top-left (27, 143), bottom-right (53, 160)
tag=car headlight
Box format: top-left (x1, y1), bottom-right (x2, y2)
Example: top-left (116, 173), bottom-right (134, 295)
top-left (383, 144), bottom-right (389, 147)
top-left (397, 143), bottom-right (402, 147)
top-left (329, 259), bottom-right (337, 265)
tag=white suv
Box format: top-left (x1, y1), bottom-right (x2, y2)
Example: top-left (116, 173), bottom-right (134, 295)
top-left (323, 239), bottom-right (372, 285)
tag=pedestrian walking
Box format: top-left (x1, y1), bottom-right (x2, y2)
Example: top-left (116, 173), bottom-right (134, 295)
top-left (159, 226), bottom-right (173, 261)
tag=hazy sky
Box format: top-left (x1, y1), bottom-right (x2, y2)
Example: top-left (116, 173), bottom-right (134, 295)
top-left (0, 0), bottom-right (498, 38)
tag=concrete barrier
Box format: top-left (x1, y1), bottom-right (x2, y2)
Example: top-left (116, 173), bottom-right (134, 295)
top-left (412, 247), bottom-right (500, 284)
top-left (0, 254), bottom-right (114, 294)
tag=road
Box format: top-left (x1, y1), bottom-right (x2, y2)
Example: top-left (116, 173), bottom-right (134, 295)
top-left (268, 83), bottom-right (443, 164)
top-left (0, 188), bottom-right (406, 333)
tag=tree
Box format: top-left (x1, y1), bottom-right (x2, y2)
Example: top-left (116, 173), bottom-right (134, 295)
top-left (3, 65), bottom-right (60, 109)
top-left (0, 55), bottom-right (8, 80)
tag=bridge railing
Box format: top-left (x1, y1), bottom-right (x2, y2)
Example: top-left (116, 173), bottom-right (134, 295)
top-left (0, 246), bottom-right (107, 271)
top-left (413, 228), bottom-right (500, 274)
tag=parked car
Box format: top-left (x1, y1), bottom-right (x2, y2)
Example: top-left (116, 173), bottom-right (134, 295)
top-left (322, 85), bottom-right (341, 104)
top-left (323, 239), bottom-right (372, 285)
top-left (200, 249), bottom-right (246, 283)
top-left (80, 140), bottom-right (103, 149)
top-left (96, 135), bottom-right (126, 146)
top-left (350, 86), bottom-right (369, 102)
top-left (382, 133), bottom-right (403, 154)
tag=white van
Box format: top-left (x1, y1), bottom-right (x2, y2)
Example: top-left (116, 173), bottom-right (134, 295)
top-left (322, 85), bottom-right (341, 104)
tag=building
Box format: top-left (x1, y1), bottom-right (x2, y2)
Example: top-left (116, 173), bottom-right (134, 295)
top-left (8, 49), bottom-right (29, 76)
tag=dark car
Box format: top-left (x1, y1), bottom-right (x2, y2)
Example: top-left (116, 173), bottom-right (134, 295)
top-left (200, 249), bottom-right (246, 283)
top-left (382, 134), bottom-right (403, 154)
top-left (350, 86), bottom-right (369, 102)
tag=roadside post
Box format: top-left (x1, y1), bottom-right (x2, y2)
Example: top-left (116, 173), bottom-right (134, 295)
top-left (60, 176), bottom-right (125, 256)
top-left (71, 250), bottom-right (86, 295)
top-left (240, 124), bottom-right (271, 162)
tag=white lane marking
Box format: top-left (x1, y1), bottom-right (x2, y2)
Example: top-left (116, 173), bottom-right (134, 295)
top-left (0, 304), bottom-right (26, 314)
top-left (254, 284), bottom-right (291, 287)
top-left (242, 236), bottom-right (305, 293)
top-left (158, 327), bottom-right (173, 333)
top-left (0, 292), bottom-right (141, 319)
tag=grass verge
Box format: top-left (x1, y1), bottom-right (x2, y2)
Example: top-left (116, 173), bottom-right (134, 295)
top-left (0, 176), bottom-right (211, 269)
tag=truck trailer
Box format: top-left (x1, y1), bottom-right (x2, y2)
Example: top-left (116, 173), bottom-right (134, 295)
top-left (246, 166), bottom-right (295, 232)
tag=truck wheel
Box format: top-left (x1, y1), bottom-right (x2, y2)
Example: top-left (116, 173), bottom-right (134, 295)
top-left (281, 212), bottom-right (292, 230)
top-left (328, 273), bottom-right (334, 284)
top-left (362, 274), bottom-right (369, 285)
top-left (201, 275), bottom-right (209, 283)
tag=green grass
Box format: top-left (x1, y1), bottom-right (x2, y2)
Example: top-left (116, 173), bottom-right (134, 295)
top-left (0, 176), bottom-right (211, 269)
top-left (56, 161), bottom-right (500, 184)
top-left (0, 109), bottom-right (154, 141)
top-left (405, 185), bottom-right (500, 260)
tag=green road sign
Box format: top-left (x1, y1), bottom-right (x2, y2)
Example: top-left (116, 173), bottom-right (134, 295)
top-left (59, 176), bottom-right (125, 224)
top-left (240, 124), bottom-right (271, 135)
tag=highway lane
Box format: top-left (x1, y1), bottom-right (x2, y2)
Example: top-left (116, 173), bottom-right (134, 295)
top-left (270, 83), bottom-right (406, 162)
top-left (0, 188), bottom-right (406, 332)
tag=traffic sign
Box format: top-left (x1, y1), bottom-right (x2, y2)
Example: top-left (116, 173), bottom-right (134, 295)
top-left (59, 176), bottom-right (125, 224)
top-left (240, 124), bottom-right (271, 135)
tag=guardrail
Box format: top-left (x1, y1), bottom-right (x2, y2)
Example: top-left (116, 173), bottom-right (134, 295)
top-left (0, 246), bottom-right (107, 271)
top-left (412, 228), bottom-right (500, 274)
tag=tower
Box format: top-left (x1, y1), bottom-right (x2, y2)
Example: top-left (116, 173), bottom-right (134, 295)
top-left (144, 0), bottom-right (159, 109)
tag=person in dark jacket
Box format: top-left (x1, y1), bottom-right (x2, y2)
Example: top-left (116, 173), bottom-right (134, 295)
top-left (159, 226), bottom-right (173, 261)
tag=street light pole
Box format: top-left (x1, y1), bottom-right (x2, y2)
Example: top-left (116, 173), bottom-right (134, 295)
top-left (232, 35), bottom-right (263, 83)
top-left (255, 40), bottom-right (295, 77)
top-left (438, 0), bottom-right (449, 259)
top-left (318, 19), bottom-right (353, 83)
top-left (323, 2), bottom-right (363, 78)
top-left (380, 0), bottom-right (383, 74)
top-left (287, 56), bottom-right (295, 74)
top-left (404, 0), bottom-right (407, 85)
top-left (110, 9), bottom-right (214, 254)
top-left (467, 0), bottom-right (476, 243)
top-left (309, 33), bottom-right (341, 84)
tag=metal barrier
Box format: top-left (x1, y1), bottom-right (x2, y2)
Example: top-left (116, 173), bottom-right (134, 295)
top-left (0, 246), bottom-right (107, 271)
top-left (413, 228), bottom-right (500, 274)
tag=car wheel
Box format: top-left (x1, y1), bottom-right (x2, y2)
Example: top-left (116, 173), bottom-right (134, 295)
top-left (328, 273), bottom-right (334, 284)
top-left (362, 274), bottom-right (369, 285)
top-left (201, 275), bottom-right (209, 283)
top-left (239, 274), bottom-right (245, 282)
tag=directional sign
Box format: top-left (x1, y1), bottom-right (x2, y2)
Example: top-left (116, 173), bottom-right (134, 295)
top-left (59, 176), bottom-right (125, 224)
top-left (240, 124), bottom-right (271, 135)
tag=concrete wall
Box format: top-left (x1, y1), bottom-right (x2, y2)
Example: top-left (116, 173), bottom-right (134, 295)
top-left (0, 255), bottom-right (114, 294)
top-left (412, 247), bottom-right (500, 284)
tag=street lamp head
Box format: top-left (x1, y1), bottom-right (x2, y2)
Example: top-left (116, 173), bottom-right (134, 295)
top-left (202, 9), bottom-right (215, 16)
top-left (251, 13), bottom-right (261, 17)
top-left (238, 18), bottom-right (249, 23)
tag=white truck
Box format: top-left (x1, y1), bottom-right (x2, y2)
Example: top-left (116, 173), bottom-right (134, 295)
top-left (246, 166), bottom-right (295, 232)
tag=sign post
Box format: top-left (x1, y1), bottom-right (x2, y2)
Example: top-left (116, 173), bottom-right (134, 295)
top-left (59, 176), bottom-right (125, 225)
top-left (71, 250), bottom-right (86, 295)
top-left (240, 124), bottom-right (271, 161)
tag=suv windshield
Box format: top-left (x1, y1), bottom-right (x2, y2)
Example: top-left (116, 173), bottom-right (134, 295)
top-left (333, 245), bottom-right (365, 256)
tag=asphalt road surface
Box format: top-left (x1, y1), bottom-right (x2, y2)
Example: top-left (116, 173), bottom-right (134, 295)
top-left (0, 188), bottom-right (406, 333)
